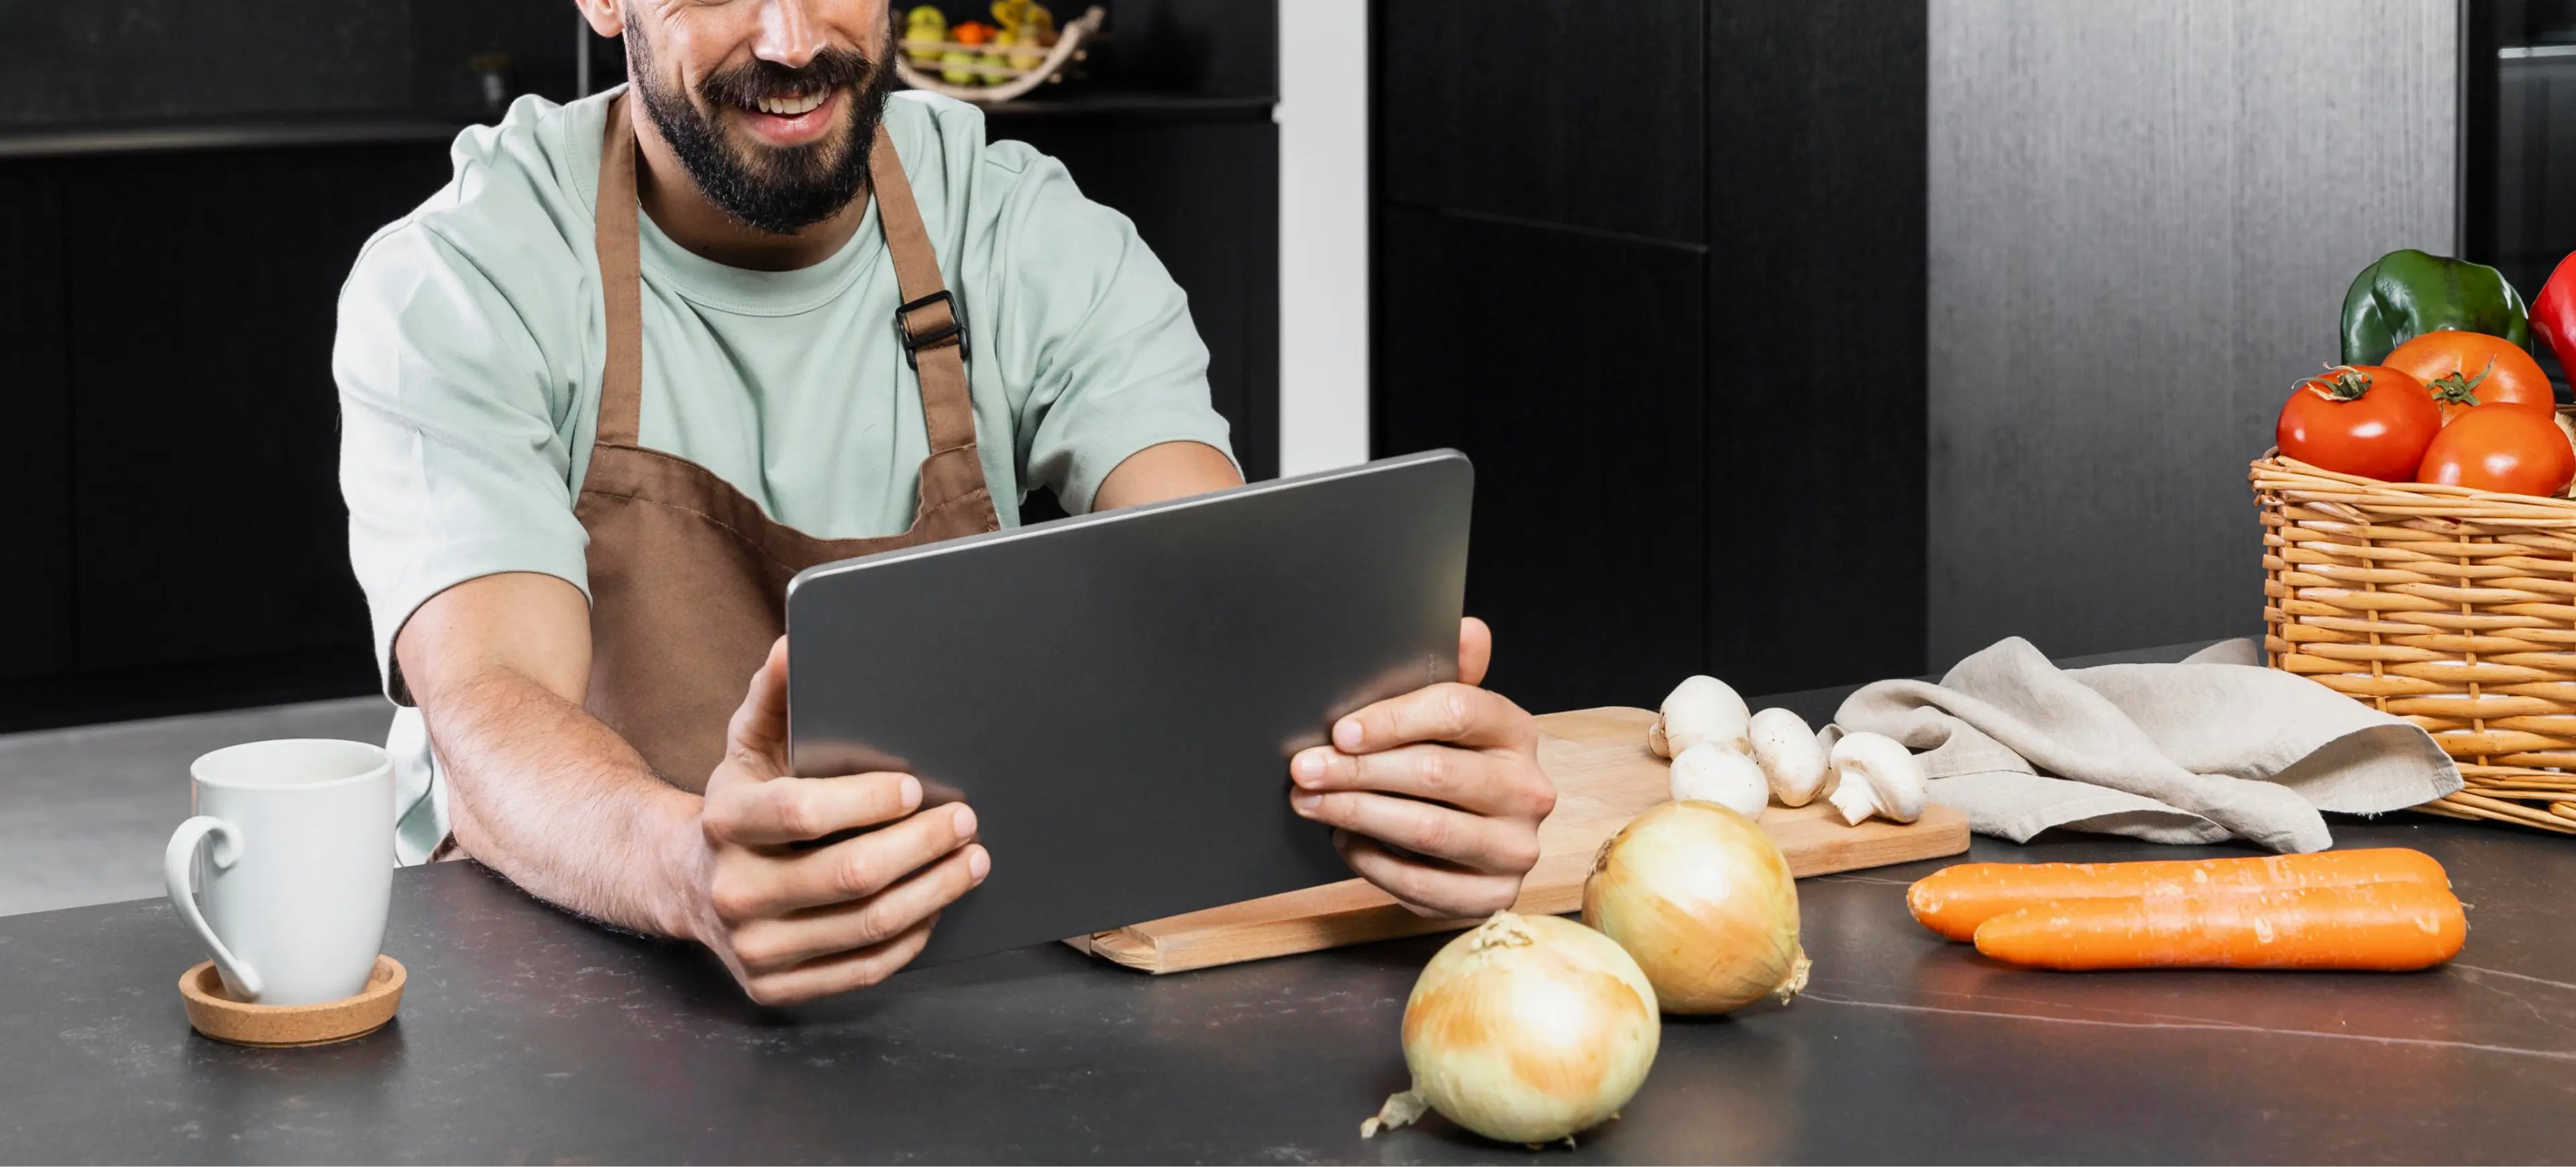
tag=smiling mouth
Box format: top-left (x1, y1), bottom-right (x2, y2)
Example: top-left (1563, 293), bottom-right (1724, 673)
top-left (753, 91), bottom-right (828, 117)
top-left (728, 86), bottom-right (842, 146)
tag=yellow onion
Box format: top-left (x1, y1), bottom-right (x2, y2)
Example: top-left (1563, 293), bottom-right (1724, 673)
top-left (1582, 801), bottom-right (1809, 1013)
top-left (1361, 912), bottom-right (1659, 1147)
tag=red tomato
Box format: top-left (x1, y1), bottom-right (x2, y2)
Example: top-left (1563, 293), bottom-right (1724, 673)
top-left (2275, 365), bottom-right (2439, 480)
top-left (2382, 330), bottom-right (2556, 424)
top-left (2416, 403), bottom-right (2576, 497)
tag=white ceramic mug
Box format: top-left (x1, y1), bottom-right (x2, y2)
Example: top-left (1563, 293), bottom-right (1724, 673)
top-left (164, 739), bottom-right (393, 1005)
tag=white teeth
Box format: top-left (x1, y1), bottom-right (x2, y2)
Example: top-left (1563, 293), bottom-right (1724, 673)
top-left (755, 91), bottom-right (826, 117)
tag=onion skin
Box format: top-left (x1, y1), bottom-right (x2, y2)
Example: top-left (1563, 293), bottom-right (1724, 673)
top-left (1583, 801), bottom-right (1809, 1015)
top-left (1391, 913), bottom-right (1660, 1146)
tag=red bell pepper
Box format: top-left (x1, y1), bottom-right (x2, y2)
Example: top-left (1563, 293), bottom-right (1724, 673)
top-left (2531, 251), bottom-right (2576, 384)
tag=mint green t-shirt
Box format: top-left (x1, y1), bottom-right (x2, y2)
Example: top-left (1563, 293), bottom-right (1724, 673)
top-left (334, 87), bottom-right (1234, 860)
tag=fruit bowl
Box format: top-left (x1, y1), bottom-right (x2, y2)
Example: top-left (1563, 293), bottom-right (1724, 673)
top-left (894, 3), bottom-right (1107, 105)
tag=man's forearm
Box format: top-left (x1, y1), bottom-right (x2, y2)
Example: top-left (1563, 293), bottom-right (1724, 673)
top-left (424, 665), bottom-right (706, 940)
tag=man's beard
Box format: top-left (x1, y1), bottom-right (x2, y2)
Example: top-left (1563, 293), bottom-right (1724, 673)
top-left (627, 28), bottom-right (894, 236)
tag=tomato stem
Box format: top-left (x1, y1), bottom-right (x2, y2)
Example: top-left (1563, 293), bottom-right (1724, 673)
top-left (2426, 358), bottom-right (2495, 408)
top-left (2302, 366), bottom-right (2377, 402)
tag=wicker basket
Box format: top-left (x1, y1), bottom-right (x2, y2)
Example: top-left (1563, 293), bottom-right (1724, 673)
top-left (2253, 452), bottom-right (2576, 834)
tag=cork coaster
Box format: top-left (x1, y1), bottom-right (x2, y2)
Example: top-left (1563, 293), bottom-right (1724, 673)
top-left (178, 955), bottom-right (406, 1048)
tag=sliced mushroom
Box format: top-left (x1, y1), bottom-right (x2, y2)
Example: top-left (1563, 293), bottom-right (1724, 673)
top-left (1748, 707), bottom-right (1829, 807)
top-left (1649, 675), bottom-right (1752, 759)
top-left (1824, 732), bottom-right (1927, 825)
top-left (1668, 742), bottom-right (1769, 819)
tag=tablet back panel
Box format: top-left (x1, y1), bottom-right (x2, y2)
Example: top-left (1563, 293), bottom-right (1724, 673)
top-left (785, 450), bottom-right (1472, 967)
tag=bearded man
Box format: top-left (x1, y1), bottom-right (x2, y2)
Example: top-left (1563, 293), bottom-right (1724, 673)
top-left (333, 0), bottom-right (1552, 1005)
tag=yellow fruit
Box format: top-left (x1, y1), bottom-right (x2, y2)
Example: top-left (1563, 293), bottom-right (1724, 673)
top-left (903, 6), bottom-right (948, 66)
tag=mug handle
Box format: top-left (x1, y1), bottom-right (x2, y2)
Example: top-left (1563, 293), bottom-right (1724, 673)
top-left (164, 815), bottom-right (262, 1001)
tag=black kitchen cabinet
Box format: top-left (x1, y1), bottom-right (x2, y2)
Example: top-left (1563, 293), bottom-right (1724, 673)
top-left (999, 110), bottom-right (1280, 482)
top-left (1374, 0), bottom-right (1927, 706)
top-left (1084, 0), bottom-right (1277, 99)
top-left (1379, 206), bottom-right (1707, 714)
top-left (0, 173), bottom-right (73, 683)
top-left (0, 140), bottom-right (447, 727)
top-left (1379, 0), bottom-right (1705, 244)
top-left (1703, 0), bottom-right (1927, 693)
top-left (63, 145), bottom-right (454, 675)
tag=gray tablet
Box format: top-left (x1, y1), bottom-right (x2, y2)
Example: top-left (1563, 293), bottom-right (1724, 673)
top-left (784, 449), bottom-right (1473, 968)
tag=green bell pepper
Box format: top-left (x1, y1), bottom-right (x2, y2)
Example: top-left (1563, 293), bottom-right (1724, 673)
top-left (2341, 248), bottom-right (2530, 366)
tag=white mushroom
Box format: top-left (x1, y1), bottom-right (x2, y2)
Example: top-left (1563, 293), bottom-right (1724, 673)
top-left (1824, 732), bottom-right (1928, 826)
top-left (1747, 707), bottom-right (1829, 807)
top-left (1648, 675), bottom-right (1752, 759)
top-left (1668, 742), bottom-right (1769, 819)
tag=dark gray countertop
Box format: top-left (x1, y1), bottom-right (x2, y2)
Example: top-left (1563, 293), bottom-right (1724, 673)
top-left (4, 817), bottom-right (2571, 1164)
top-left (6, 638), bottom-right (2573, 1164)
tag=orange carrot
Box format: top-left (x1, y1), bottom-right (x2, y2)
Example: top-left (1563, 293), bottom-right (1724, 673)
top-left (1906, 849), bottom-right (2451, 942)
top-left (1972, 882), bottom-right (2466, 971)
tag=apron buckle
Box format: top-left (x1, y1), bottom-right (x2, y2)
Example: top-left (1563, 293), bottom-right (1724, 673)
top-left (896, 289), bottom-right (969, 369)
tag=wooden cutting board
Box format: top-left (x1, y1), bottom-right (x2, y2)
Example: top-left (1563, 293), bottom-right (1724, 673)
top-left (1072, 705), bottom-right (1970, 973)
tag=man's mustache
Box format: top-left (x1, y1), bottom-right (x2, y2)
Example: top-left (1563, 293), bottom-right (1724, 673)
top-left (697, 47), bottom-right (875, 110)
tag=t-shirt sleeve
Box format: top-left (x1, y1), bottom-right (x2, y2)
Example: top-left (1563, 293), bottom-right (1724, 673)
top-left (979, 150), bottom-right (1236, 514)
top-left (334, 222), bottom-right (590, 705)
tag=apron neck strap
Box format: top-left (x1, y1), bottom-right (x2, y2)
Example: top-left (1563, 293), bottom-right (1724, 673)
top-left (594, 93), bottom-right (645, 449)
top-left (867, 121), bottom-right (977, 458)
top-left (588, 95), bottom-right (979, 459)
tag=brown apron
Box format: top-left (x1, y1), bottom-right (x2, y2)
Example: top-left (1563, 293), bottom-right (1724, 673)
top-left (486, 94), bottom-right (998, 825)
top-left (582, 92), bottom-right (1002, 791)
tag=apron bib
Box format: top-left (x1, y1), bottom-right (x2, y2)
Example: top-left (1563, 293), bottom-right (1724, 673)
top-left (433, 93), bottom-right (999, 861)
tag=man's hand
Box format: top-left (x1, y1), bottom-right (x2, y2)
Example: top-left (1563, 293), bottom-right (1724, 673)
top-left (398, 576), bottom-right (983, 1007)
top-left (1288, 617), bottom-right (1553, 917)
top-left (1094, 444), bottom-right (1550, 915)
top-left (688, 638), bottom-right (990, 1005)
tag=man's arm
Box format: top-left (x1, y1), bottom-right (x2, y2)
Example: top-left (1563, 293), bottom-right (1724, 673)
top-left (1094, 444), bottom-right (1554, 918)
top-left (394, 572), bottom-right (700, 934)
top-left (402, 440), bottom-right (1226, 988)
top-left (1092, 440), bottom-right (1242, 509)
top-left (397, 572), bottom-right (988, 1005)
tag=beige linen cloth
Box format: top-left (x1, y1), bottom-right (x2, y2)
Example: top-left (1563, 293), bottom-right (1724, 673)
top-left (1829, 637), bottom-right (2461, 853)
